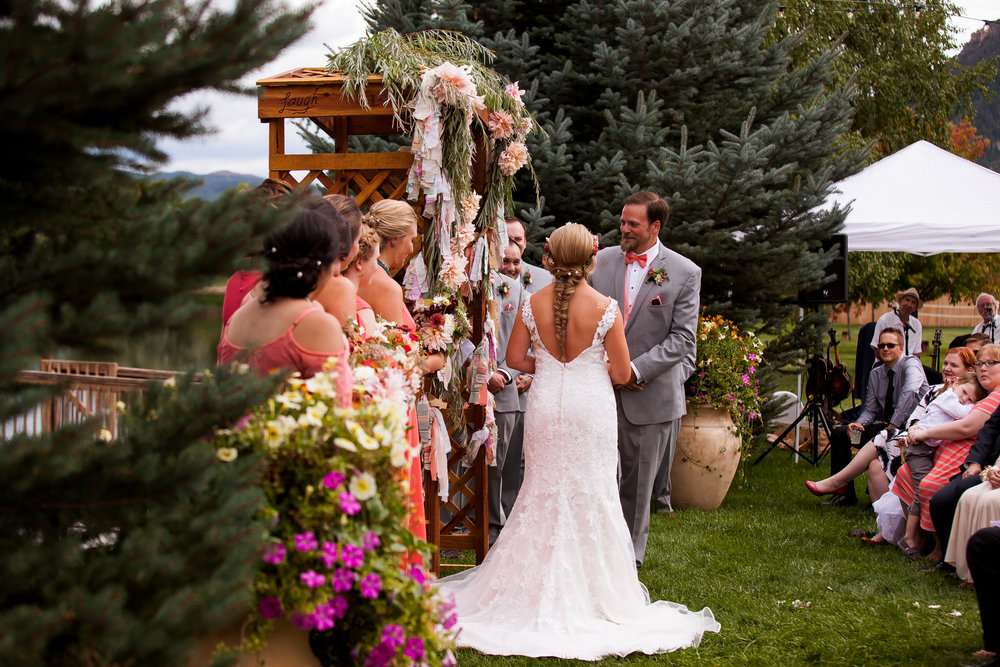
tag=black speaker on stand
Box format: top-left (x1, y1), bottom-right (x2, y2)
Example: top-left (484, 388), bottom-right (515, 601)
top-left (798, 234), bottom-right (848, 307)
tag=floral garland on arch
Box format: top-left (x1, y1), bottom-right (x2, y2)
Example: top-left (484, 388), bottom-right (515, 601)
top-left (328, 29), bottom-right (537, 407)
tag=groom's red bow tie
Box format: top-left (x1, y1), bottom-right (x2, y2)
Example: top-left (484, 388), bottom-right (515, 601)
top-left (625, 251), bottom-right (647, 267)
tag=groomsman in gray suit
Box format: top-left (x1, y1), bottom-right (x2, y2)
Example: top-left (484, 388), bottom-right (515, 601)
top-left (505, 217), bottom-right (552, 295)
top-left (591, 191), bottom-right (701, 567)
top-left (487, 271), bottom-right (524, 545)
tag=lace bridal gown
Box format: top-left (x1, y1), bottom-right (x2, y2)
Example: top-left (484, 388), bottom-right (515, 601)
top-left (436, 295), bottom-right (720, 660)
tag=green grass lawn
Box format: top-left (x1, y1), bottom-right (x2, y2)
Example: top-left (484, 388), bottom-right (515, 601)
top-left (444, 454), bottom-right (983, 666)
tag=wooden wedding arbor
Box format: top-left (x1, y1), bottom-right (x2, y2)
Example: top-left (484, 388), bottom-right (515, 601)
top-left (258, 67), bottom-right (491, 576)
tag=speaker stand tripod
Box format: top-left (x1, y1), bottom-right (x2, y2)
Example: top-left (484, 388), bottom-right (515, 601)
top-left (754, 395), bottom-right (835, 467)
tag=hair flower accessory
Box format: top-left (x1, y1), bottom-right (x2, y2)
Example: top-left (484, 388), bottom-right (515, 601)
top-left (592, 234), bottom-right (600, 257)
top-left (646, 268), bottom-right (668, 285)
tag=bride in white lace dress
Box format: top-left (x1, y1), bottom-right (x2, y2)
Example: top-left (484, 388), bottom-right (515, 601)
top-left (436, 223), bottom-right (719, 660)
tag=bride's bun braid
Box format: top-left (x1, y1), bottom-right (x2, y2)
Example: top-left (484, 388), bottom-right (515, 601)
top-left (546, 222), bottom-right (599, 357)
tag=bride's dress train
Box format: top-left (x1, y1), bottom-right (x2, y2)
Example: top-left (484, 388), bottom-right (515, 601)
top-left (436, 295), bottom-right (719, 660)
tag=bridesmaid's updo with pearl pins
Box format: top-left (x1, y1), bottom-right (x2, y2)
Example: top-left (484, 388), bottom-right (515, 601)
top-left (544, 222), bottom-right (600, 356)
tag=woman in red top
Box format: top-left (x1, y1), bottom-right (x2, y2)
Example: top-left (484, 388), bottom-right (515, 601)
top-left (894, 344), bottom-right (1000, 562)
top-left (218, 203), bottom-right (351, 406)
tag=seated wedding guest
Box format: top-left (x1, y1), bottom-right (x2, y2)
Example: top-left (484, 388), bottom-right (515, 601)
top-left (815, 328), bottom-right (927, 506)
top-left (217, 206), bottom-right (352, 406)
top-left (973, 293), bottom-right (999, 343)
top-left (928, 372), bottom-right (1000, 569)
top-left (809, 348), bottom-right (976, 548)
top-left (221, 178), bottom-right (295, 327)
top-left (872, 287), bottom-right (923, 358)
top-left (896, 344), bottom-right (1000, 565)
top-left (358, 199), bottom-right (419, 331)
top-left (945, 464), bottom-right (1000, 583)
top-left (966, 527), bottom-right (1000, 666)
top-left (341, 224), bottom-right (382, 337)
top-left (313, 194), bottom-right (364, 326)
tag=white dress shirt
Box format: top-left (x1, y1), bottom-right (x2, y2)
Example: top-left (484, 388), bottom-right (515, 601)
top-left (625, 244), bottom-right (659, 308)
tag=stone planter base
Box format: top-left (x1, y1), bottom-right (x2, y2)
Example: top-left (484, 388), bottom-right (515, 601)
top-left (188, 617), bottom-right (320, 667)
top-left (670, 405), bottom-right (741, 511)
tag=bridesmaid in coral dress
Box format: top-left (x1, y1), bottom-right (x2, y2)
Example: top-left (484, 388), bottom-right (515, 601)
top-left (218, 201), bottom-right (352, 408)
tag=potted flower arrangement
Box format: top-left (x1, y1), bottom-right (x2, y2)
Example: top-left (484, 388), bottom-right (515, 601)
top-left (672, 313), bottom-right (764, 510)
top-left (205, 361), bottom-right (457, 667)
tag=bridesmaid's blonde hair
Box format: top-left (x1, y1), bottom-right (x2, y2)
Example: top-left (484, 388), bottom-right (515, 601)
top-left (546, 222), bottom-right (598, 357)
top-left (364, 200), bottom-right (418, 249)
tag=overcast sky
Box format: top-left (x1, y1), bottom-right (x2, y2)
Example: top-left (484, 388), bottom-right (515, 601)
top-left (158, 0), bottom-right (1000, 177)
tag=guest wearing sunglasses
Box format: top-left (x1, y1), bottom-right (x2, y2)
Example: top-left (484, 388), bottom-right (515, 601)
top-left (818, 328), bottom-right (928, 506)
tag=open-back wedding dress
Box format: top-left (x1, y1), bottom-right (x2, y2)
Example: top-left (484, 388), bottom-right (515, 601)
top-left (436, 295), bottom-right (720, 660)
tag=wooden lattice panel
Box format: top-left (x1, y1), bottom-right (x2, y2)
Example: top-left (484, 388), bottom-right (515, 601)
top-left (258, 69), bottom-right (491, 575)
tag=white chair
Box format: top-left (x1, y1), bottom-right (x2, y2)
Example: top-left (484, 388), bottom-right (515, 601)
top-left (769, 390), bottom-right (805, 462)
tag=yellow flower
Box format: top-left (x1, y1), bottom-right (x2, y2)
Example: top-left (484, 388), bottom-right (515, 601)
top-left (98, 428), bottom-right (113, 442)
top-left (349, 472), bottom-right (377, 501)
top-left (163, 377), bottom-right (177, 390)
top-left (216, 447), bottom-right (238, 462)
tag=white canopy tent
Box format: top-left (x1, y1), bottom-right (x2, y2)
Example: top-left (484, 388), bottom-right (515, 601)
top-left (824, 140), bottom-right (1000, 255)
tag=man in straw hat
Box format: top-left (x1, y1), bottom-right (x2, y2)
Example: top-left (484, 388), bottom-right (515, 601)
top-left (872, 287), bottom-right (923, 358)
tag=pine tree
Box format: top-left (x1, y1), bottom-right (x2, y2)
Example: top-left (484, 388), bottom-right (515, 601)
top-left (361, 0), bottom-right (866, 402)
top-left (0, 0), bottom-right (313, 663)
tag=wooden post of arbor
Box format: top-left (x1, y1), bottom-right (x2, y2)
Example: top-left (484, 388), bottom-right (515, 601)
top-left (257, 68), bottom-right (490, 576)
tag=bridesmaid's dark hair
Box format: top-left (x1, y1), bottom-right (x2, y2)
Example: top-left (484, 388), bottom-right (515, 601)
top-left (261, 202), bottom-right (341, 303)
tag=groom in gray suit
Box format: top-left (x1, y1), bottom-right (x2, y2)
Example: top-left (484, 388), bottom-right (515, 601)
top-left (591, 190), bottom-right (701, 567)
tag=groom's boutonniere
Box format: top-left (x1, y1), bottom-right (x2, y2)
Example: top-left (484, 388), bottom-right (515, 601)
top-left (498, 282), bottom-right (510, 298)
top-left (522, 270), bottom-right (532, 286)
top-left (647, 268), bottom-right (668, 285)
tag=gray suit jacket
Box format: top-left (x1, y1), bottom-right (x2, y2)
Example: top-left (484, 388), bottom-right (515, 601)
top-left (493, 273), bottom-right (524, 413)
top-left (520, 261), bottom-right (553, 294)
top-left (591, 241), bottom-right (701, 425)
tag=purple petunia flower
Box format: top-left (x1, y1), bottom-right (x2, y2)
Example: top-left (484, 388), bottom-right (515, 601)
top-left (360, 572), bottom-right (382, 599)
top-left (258, 596), bottom-right (282, 619)
top-left (295, 531), bottom-right (318, 552)
top-left (322, 470), bottom-right (345, 490)
top-left (365, 641), bottom-right (396, 667)
top-left (362, 531), bottom-right (381, 552)
top-left (329, 595), bottom-right (348, 619)
top-left (320, 541), bottom-right (339, 569)
top-left (313, 603), bottom-right (336, 631)
top-left (233, 413), bottom-right (253, 431)
top-left (341, 543), bottom-right (364, 568)
top-left (262, 542), bottom-right (286, 564)
top-left (408, 566), bottom-right (426, 585)
top-left (741, 374), bottom-right (750, 386)
top-left (443, 612), bottom-right (458, 629)
top-left (332, 568), bottom-right (355, 592)
top-left (340, 491), bottom-right (361, 515)
top-left (300, 569), bottom-right (326, 588)
top-left (403, 637), bottom-right (425, 661)
top-left (293, 612), bottom-right (316, 630)
top-left (381, 623), bottom-right (405, 647)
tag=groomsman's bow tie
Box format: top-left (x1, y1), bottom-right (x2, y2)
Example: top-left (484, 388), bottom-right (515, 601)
top-left (625, 251), bottom-right (647, 267)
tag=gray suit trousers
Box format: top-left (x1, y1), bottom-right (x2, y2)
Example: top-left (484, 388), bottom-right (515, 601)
top-left (489, 409), bottom-right (524, 543)
top-left (651, 419), bottom-right (682, 513)
top-left (617, 397), bottom-right (675, 565)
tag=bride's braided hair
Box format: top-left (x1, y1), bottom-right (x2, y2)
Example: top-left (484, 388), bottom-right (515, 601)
top-left (546, 223), bottom-right (599, 357)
